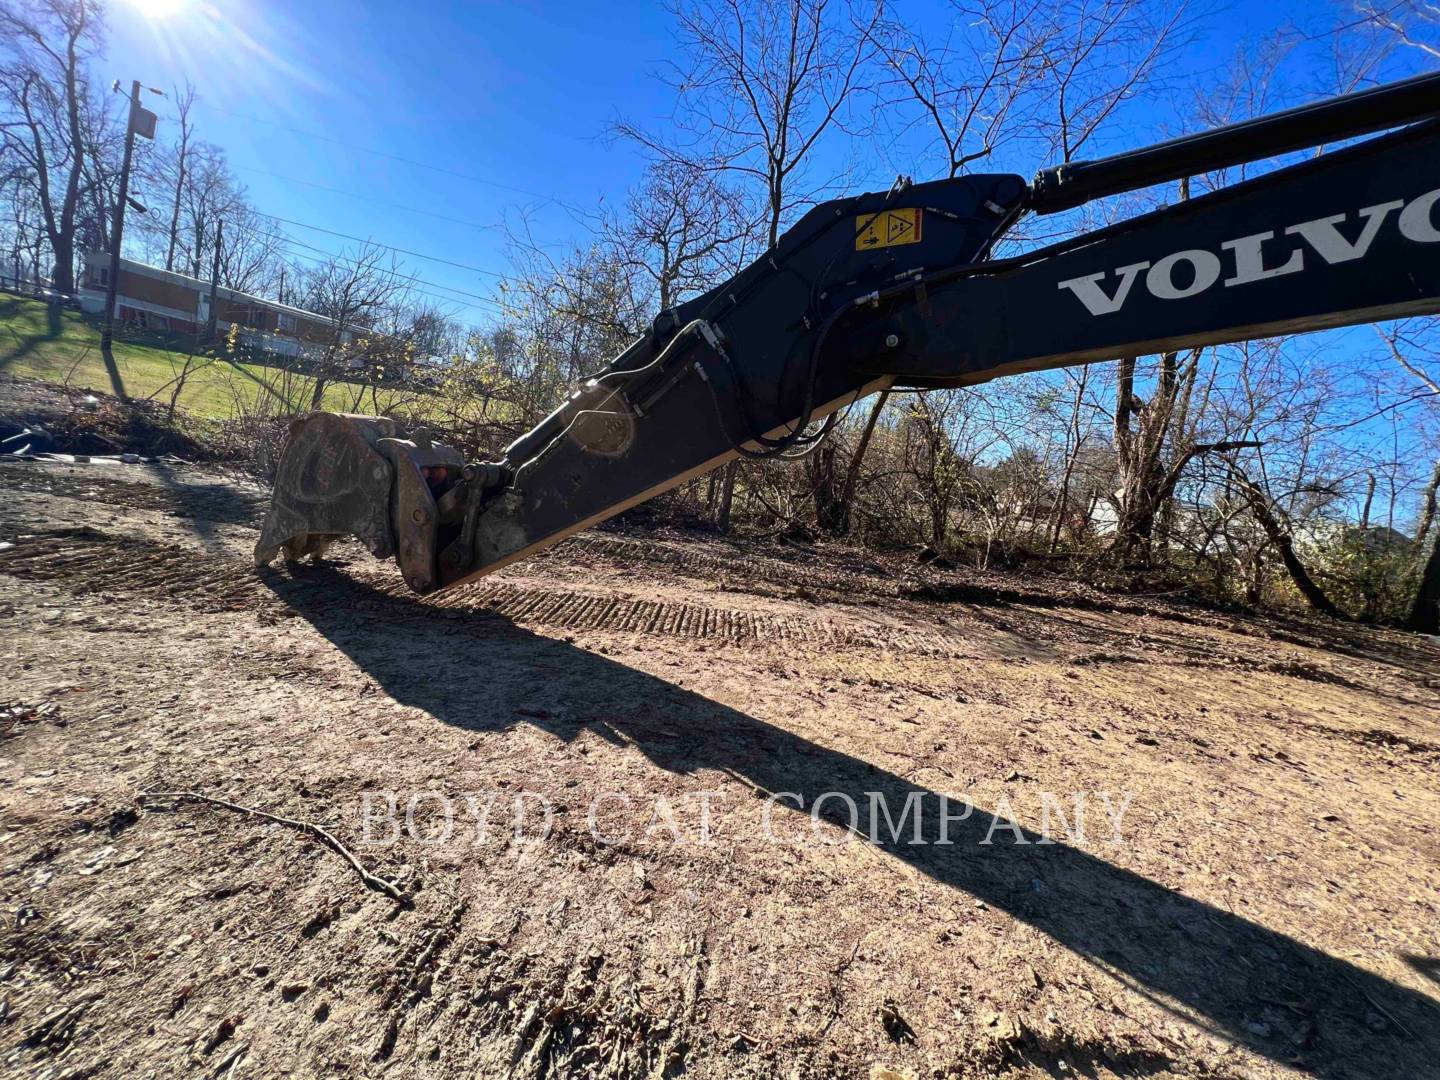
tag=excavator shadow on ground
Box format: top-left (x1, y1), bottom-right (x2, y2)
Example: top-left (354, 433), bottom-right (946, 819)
top-left (261, 564), bottom-right (1440, 1079)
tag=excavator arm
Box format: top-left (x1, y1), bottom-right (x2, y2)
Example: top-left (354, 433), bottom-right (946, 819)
top-left (256, 72), bottom-right (1440, 594)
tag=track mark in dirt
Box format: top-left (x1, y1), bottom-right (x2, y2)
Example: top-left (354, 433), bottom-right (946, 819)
top-left (0, 461), bottom-right (267, 526)
top-left (436, 578), bottom-right (960, 651)
top-left (0, 529), bottom-right (285, 613)
top-left (906, 576), bottom-right (1222, 625)
top-left (552, 533), bottom-right (900, 599)
top-left (371, 903), bottom-right (467, 1062)
top-left (1297, 721), bottom-right (1440, 761)
top-left (0, 529), bottom-right (976, 655)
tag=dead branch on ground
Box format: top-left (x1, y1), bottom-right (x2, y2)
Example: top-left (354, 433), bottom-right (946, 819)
top-left (139, 790), bottom-right (409, 906)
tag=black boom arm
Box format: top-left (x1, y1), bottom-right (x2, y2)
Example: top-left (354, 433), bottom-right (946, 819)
top-left (864, 116), bottom-right (1440, 389)
top-left (254, 73), bottom-right (1440, 593)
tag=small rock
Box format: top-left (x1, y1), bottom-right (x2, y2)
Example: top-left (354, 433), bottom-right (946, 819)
top-left (78, 846), bottom-right (115, 875)
top-left (983, 1009), bottom-right (1024, 1044)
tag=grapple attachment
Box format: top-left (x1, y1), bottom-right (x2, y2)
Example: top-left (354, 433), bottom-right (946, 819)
top-left (254, 413), bottom-right (465, 593)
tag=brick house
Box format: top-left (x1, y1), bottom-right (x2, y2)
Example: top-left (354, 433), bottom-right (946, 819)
top-left (76, 252), bottom-right (364, 364)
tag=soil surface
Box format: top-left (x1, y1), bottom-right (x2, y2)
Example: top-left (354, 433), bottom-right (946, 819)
top-left (1, 453), bottom-right (1438, 1079)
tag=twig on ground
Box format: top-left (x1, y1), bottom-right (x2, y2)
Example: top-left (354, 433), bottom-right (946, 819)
top-left (1342, 974), bottom-right (1415, 1041)
top-left (212, 1041), bottom-right (249, 1078)
top-left (139, 790), bottom-right (409, 905)
top-left (817, 936), bottom-right (865, 1038)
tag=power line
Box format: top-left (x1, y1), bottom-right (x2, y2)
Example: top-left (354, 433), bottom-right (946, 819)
top-left (229, 219), bottom-right (506, 315)
top-left (269, 239), bottom-right (504, 313)
top-left (275, 234), bottom-right (503, 308)
top-left (191, 101), bottom-right (587, 212)
top-left (143, 107), bottom-right (524, 319)
top-left (231, 164), bottom-right (503, 235)
top-left (250, 210), bottom-right (505, 278)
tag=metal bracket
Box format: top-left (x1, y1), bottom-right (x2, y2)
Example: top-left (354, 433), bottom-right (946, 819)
top-left (438, 462), bottom-right (507, 582)
top-left (377, 436), bottom-right (464, 594)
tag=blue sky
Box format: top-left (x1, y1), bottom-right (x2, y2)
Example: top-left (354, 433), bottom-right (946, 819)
top-left (103, 0), bottom-right (1355, 324)
top-left (107, 1), bottom-right (689, 321)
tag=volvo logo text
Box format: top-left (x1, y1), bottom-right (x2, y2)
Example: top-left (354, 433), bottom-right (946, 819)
top-left (1057, 188), bottom-right (1440, 316)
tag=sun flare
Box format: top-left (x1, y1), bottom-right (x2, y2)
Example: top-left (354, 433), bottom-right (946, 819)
top-left (123, 0), bottom-right (195, 19)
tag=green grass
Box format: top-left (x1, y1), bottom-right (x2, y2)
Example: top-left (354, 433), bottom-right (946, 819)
top-left (0, 295), bottom-right (416, 419)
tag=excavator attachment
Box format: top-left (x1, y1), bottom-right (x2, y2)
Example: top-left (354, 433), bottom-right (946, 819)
top-left (255, 413), bottom-right (464, 593)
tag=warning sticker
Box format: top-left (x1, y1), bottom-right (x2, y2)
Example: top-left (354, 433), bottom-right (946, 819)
top-left (855, 208), bottom-right (923, 250)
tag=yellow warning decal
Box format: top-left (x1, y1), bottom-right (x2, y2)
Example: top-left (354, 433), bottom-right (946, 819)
top-left (855, 207), bottom-right (923, 250)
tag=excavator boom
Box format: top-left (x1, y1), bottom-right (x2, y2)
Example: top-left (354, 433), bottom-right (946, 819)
top-left (256, 72), bottom-right (1440, 594)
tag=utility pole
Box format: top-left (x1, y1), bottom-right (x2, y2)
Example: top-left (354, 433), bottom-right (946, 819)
top-left (278, 266), bottom-right (285, 306)
top-left (100, 80), bottom-right (160, 354)
top-left (206, 217), bottom-right (223, 344)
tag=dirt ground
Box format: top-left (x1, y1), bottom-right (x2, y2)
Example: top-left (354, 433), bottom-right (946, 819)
top-left (1, 452), bottom-right (1438, 1080)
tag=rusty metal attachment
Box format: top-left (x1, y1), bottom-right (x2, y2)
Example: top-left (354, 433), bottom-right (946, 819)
top-left (255, 413), bottom-right (465, 592)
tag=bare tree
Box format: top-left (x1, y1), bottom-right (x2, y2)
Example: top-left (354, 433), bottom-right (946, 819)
top-left (0, 0), bottom-right (103, 293)
top-left (297, 245), bottom-right (408, 411)
top-left (875, 0), bottom-right (1053, 179)
top-left (606, 158), bottom-right (752, 313)
top-left (73, 70), bottom-right (119, 256)
top-left (1225, 460), bottom-right (1343, 617)
top-left (1411, 456), bottom-right (1440, 631)
top-left (1415, 459), bottom-right (1440, 552)
top-left (833, 0), bottom-right (1181, 539)
top-left (1033, 0), bottom-right (1186, 166)
top-left (1111, 347), bottom-right (1193, 558)
top-left (1376, 323), bottom-right (1440, 631)
top-left (901, 391), bottom-right (985, 556)
top-left (1047, 366), bottom-right (1091, 550)
top-left (1357, 0), bottom-right (1439, 59)
top-left (162, 81), bottom-right (195, 272)
top-left (623, 0), bottom-right (884, 248)
top-left (1112, 347), bottom-right (1260, 564)
top-left (828, 0), bottom-right (1053, 536)
top-left (179, 144), bottom-right (240, 280)
top-left (216, 202), bottom-right (283, 296)
top-left (404, 302), bottom-right (463, 361)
